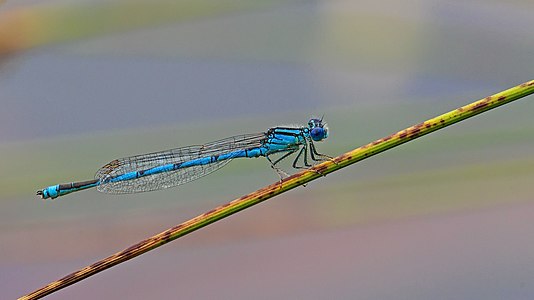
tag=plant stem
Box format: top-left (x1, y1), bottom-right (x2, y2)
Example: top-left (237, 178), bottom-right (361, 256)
top-left (20, 80), bottom-right (534, 300)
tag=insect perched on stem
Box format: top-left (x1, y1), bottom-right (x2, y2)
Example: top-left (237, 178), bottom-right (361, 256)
top-left (37, 118), bottom-right (330, 199)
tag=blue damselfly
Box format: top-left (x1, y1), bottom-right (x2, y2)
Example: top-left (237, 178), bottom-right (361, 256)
top-left (37, 118), bottom-right (329, 199)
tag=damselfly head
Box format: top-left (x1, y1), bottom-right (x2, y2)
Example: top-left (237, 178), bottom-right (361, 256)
top-left (308, 118), bottom-right (328, 141)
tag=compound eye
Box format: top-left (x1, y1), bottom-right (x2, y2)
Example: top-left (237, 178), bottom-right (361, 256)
top-left (310, 127), bottom-right (325, 141)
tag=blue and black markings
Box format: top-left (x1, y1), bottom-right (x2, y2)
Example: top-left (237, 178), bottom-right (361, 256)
top-left (37, 118), bottom-right (329, 199)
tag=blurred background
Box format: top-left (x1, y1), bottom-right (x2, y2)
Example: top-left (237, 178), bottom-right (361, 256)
top-left (1, 0), bottom-right (534, 299)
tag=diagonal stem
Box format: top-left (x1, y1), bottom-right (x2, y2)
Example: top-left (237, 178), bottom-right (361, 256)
top-left (19, 80), bottom-right (534, 300)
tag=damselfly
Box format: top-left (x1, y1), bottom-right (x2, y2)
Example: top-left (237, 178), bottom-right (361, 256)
top-left (37, 118), bottom-right (330, 199)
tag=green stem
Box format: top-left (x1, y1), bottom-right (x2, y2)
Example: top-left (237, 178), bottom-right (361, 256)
top-left (20, 80), bottom-right (534, 300)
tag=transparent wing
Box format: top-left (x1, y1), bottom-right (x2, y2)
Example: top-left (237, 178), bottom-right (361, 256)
top-left (95, 133), bottom-right (266, 194)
